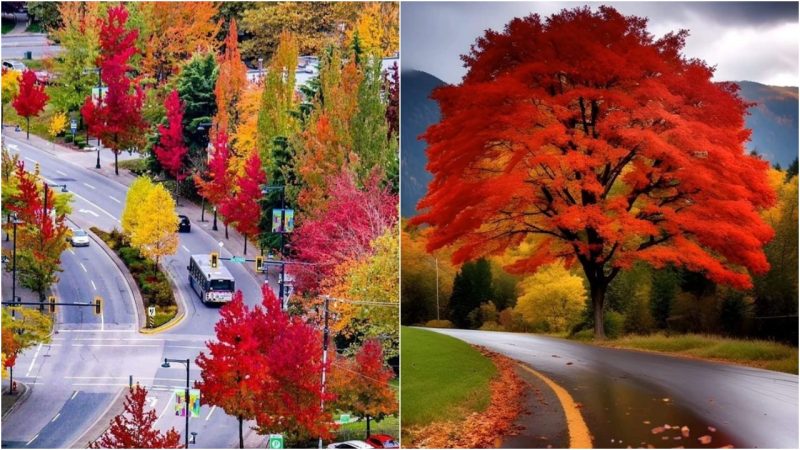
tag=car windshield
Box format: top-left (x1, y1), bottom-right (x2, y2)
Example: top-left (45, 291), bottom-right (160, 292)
top-left (210, 279), bottom-right (233, 291)
top-left (74, 230), bottom-right (87, 237)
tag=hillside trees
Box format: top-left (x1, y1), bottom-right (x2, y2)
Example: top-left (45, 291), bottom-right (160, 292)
top-left (412, 6), bottom-right (776, 338)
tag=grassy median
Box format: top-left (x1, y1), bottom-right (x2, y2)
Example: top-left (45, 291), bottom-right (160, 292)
top-left (598, 333), bottom-right (798, 374)
top-left (401, 327), bottom-right (496, 428)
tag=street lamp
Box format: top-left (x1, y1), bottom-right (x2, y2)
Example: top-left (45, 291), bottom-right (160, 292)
top-left (9, 213), bottom-right (23, 318)
top-left (161, 358), bottom-right (191, 448)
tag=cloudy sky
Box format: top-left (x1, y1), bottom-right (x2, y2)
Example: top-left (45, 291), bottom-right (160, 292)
top-left (402, 1), bottom-right (799, 86)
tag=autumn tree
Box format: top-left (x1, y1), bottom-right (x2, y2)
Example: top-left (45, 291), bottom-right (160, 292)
top-left (330, 340), bottom-right (398, 437)
top-left (12, 70), bottom-right (48, 139)
top-left (90, 385), bottom-right (182, 448)
top-left (220, 152), bottom-right (266, 254)
top-left (1, 307), bottom-right (52, 389)
top-left (2, 69), bottom-right (21, 105)
top-left (213, 18), bottom-right (248, 140)
top-left (257, 31), bottom-right (298, 167)
top-left (515, 263), bottom-right (586, 332)
top-left (400, 225), bottom-right (456, 325)
top-left (122, 177), bottom-right (179, 269)
top-left (153, 90), bottom-right (189, 198)
top-left (81, 5), bottom-right (147, 175)
top-left (194, 131), bottom-right (233, 233)
top-left (230, 83), bottom-right (263, 174)
top-left (350, 2), bottom-right (399, 57)
top-left (413, 7), bottom-right (776, 338)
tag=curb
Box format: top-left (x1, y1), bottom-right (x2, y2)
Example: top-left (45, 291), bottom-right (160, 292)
top-left (138, 261), bottom-right (187, 335)
top-left (1, 381), bottom-right (31, 421)
top-left (84, 227), bottom-right (144, 330)
top-left (69, 387), bottom-right (126, 448)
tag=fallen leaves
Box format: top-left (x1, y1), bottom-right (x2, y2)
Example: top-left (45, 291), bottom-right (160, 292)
top-left (698, 435), bottom-right (712, 445)
top-left (408, 346), bottom-right (526, 448)
top-left (681, 426), bottom-right (690, 438)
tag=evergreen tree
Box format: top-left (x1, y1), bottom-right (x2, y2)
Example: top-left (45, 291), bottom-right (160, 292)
top-left (176, 52), bottom-right (218, 170)
top-left (650, 266), bottom-right (681, 328)
top-left (448, 258), bottom-right (493, 328)
top-left (786, 158), bottom-right (798, 182)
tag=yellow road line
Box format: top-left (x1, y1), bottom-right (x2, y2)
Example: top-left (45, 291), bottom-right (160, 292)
top-left (518, 364), bottom-right (593, 448)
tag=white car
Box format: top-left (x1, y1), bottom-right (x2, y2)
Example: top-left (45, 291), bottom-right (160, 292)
top-left (70, 229), bottom-right (90, 247)
top-left (2, 60), bottom-right (27, 72)
top-left (326, 441), bottom-right (375, 449)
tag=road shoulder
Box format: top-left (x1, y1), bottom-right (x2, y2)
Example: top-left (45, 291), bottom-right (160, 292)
top-left (502, 365), bottom-right (570, 448)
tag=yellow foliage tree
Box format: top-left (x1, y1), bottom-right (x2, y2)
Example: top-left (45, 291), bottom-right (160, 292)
top-left (230, 83), bottom-right (263, 176)
top-left (121, 177), bottom-right (154, 238)
top-left (515, 263), bottom-right (587, 332)
top-left (350, 2), bottom-right (398, 57)
top-left (122, 177), bottom-right (179, 268)
top-left (48, 112), bottom-right (68, 139)
top-left (2, 69), bottom-right (21, 104)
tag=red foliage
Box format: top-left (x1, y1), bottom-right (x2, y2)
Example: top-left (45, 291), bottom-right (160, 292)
top-left (91, 386), bottom-right (181, 448)
top-left (154, 90), bottom-right (189, 181)
top-left (196, 286), bottom-right (335, 443)
top-left (291, 170), bottom-right (398, 292)
top-left (195, 131), bottom-right (233, 207)
top-left (220, 152), bottom-right (265, 239)
top-left (82, 5), bottom-right (146, 158)
top-left (2, 325), bottom-right (19, 370)
top-left (412, 7), bottom-right (776, 328)
top-left (330, 340), bottom-right (397, 422)
top-left (11, 70), bottom-right (48, 119)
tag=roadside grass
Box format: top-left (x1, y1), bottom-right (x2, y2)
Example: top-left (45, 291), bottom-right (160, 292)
top-left (2, 102), bottom-right (57, 138)
top-left (401, 327), bottom-right (496, 431)
top-left (598, 333), bottom-right (798, 374)
top-left (117, 158), bottom-right (148, 175)
top-left (25, 22), bottom-right (43, 33)
top-left (2, 17), bottom-right (15, 34)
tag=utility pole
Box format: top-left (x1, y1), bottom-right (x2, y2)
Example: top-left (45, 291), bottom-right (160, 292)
top-left (435, 257), bottom-right (440, 321)
top-left (279, 188), bottom-right (286, 309)
top-left (318, 295), bottom-right (330, 449)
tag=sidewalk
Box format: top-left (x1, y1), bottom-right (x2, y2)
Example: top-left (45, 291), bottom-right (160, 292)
top-left (1, 233), bottom-right (45, 307)
top-left (4, 13), bottom-right (29, 36)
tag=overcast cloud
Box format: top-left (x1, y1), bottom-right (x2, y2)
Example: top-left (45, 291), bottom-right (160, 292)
top-left (402, 1), bottom-right (799, 86)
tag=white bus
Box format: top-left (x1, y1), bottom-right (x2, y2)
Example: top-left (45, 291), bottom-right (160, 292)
top-left (188, 254), bottom-right (235, 304)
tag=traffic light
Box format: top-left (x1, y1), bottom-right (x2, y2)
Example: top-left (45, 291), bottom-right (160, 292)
top-left (48, 295), bottom-right (56, 314)
top-left (255, 255), bottom-right (264, 271)
top-left (210, 252), bottom-right (219, 269)
top-left (94, 296), bottom-right (102, 315)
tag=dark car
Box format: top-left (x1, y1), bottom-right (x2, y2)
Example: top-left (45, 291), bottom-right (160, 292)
top-left (365, 435), bottom-right (398, 449)
top-left (178, 215), bottom-right (191, 232)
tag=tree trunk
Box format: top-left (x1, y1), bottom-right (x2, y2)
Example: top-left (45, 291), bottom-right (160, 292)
top-left (238, 415), bottom-right (243, 449)
top-left (243, 234), bottom-right (247, 254)
top-left (591, 281), bottom-right (607, 340)
top-left (26, 117), bottom-right (30, 139)
top-left (366, 415), bottom-right (371, 438)
top-left (114, 150), bottom-right (119, 175)
top-left (225, 223), bottom-right (229, 239)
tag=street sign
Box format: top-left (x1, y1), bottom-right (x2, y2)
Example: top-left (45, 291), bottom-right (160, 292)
top-left (267, 434), bottom-right (284, 449)
top-left (339, 413), bottom-right (351, 424)
top-left (230, 256), bottom-right (246, 263)
top-left (148, 306), bottom-right (156, 317)
top-left (70, 119), bottom-right (77, 132)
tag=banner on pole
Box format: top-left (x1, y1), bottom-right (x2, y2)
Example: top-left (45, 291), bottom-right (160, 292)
top-left (271, 209), bottom-right (295, 233)
top-left (174, 389), bottom-right (201, 417)
top-left (190, 389), bottom-right (201, 418)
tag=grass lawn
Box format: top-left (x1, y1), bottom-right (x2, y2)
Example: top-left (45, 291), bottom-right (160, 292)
top-left (2, 17), bottom-right (15, 34)
top-left (401, 326), bottom-right (496, 429)
top-left (598, 333), bottom-right (798, 374)
top-left (25, 22), bottom-right (43, 33)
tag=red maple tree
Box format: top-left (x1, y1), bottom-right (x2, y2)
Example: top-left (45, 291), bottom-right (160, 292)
top-left (220, 152), bottom-right (265, 254)
top-left (81, 4), bottom-right (146, 175)
top-left (291, 170), bottom-right (398, 292)
top-left (154, 90), bottom-right (189, 182)
top-left (196, 286), bottom-right (334, 446)
top-left (412, 6), bottom-right (776, 338)
top-left (194, 131), bottom-right (233, 231)
top-left (12, 70), bottom-right (48, 139)
top-left (90, 385), bottom-right (181, 448)
top-left (330, 340), bottom-right (397, 437)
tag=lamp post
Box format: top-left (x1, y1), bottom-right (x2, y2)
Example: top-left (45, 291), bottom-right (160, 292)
top-left (262, 185), bottom-right (286, 307)
top-left (9, 212), bottom-right (22, 318)
top-left (161, 358), bottom-right (191, 448)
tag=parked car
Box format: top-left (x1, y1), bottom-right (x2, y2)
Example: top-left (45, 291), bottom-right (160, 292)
top-left (326, 441), bottom-right (374, 449)
top-left (69, 229), bottom-right (90, 247)
top-left (178, 215), bottom-right (191, 232)
top-left (365, 435), bottom-right (399, 449)
top-left (2, 60), bottom-right (27, 72)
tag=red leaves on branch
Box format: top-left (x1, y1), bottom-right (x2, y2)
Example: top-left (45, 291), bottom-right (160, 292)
top-left (154, 90), bottom-right (189, 181)
top-left (91, 386), bottom-right (181, 449)
top-left (195, 131), bottom-right (233, 207)
top-left (330, 340), bottom-right (397, 423)
top-left (196, 286), bottom-right (335, 444)
top-left (11, 70), bottom-right (47, 119)
top-left (291, 170), bottom-right (398, 292)
top-left (413, 6), bottom-right (775, 294)
top-left (220, 152), bottom-right (266, 240)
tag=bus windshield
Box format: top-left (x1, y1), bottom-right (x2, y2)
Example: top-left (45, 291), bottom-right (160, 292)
top-left (210, 279), bottom-right (234, 291)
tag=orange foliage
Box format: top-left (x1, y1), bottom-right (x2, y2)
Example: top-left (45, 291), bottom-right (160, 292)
top-left (213, 18), bottom-right (248, 141)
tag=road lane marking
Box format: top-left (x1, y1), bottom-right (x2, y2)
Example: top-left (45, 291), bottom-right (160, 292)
top-left (26, 343), bottom-right (42, 376)
top-left (24, 156), bottom-right (37, 164)
top-left (27, 433), bottom-right (40, 445)
top-left (51, 413), bottom-right (61, 422)
top-left (91, 280), bottom-right (97, 290)
top-left (56, 170), bottom-right (67, 176)
top-left (79, 208), bottom-right (99, 217)
top-left (167, 345), bottom-right (206, 350)
top-left (155, 395), bottom-right (173, 424)
top-left (108, 195), bottom-right (121, 204)
top-left (83, 182), bottom-right (96, 190)
top-left (69, 248), bottom-right (75, 255)
top-left (80, 263), bottom-right (88, 272)
top-left (518, 364), bottom-right (592, 448)
top-left (206, 405), bottom-right (217, 421)
top-left (71, 391), bottom-right (78, 400)
top-left (182, 245), bottom-right (190, 253)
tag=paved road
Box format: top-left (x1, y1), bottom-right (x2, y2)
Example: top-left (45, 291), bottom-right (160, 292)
top-left (2, 132), bottom-right (272, 448)
top-left (1, 34), bottom-right (61, 60)
top-left (428, 328), bottom-right (799, 449)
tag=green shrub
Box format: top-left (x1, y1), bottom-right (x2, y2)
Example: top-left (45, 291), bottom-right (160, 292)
top-left (118, 246), bottom-right (141, 265)
top-left (424, 319), bottom-right (453, 328)
top-left (64, 134), bottom-right (73, 143)
top-left (153, 281), bottom-right (173, 307)
top-left (604, 310), bottom-right (624, 339)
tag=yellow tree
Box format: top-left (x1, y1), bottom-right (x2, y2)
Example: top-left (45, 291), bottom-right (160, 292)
top-left (515, 263), bottom-right (587, 332)
top-left (1, 69), bottom-right (21, 104)
top-left (121, 177), bottom-right (154, 238)
top-left (257, 31), bottom-right (299, 167)
top-left (213, 18), bottom-right (248, 141)
top-left (48, 112), bottom-right (68, 140)
top-left (129, 183), bottom-right (179, 268)
top-left (350, 2), bottom-right (398, 57)
top-left (230, 83), bottom-right (262, 175)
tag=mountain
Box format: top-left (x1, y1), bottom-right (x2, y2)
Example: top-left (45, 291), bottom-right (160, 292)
top-left (400, 71), bottom-right (799, 217)
top-left (736, 81), bottom-right (798, 168)
top-left (401, 69), bottom-right (446, 217)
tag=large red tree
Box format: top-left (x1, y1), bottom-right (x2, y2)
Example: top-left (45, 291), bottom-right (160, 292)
top-left (81, 5), bottom-right (146, 175)
top-left (12, 70), bottom-right (48, 139)
top-left (220, 152), bottom-right (266, 254)
top-left (195, 131), bottom-right (233, 233)
top-left (154, 90), bottom-right (189, 183)
top-left (412, 6), bottom-right (776, 338)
